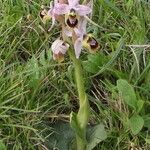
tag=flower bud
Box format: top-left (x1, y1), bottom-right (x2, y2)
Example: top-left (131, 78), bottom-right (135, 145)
top-left (40, 8), bottom-right (51, 24)
top-left (51, 39), bottom-right (69, 62)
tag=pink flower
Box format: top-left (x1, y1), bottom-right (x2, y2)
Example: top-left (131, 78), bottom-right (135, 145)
top-left (53, 0), bottom-right (91, 17)
top-left (51, 39), bottom-right (69, 62)
top-left (41, 0), bottom-right (67, 31)
top-left (74, 18), bottom-right (99, 58)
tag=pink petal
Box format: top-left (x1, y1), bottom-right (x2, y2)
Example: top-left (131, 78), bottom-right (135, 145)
top-left (74, 38), bottom-right (82, 58)
top-left (75, 5), bottom-right (92, 16)
top-left (68, 0), bottom-right (79, 6)
top-left (51, 39), bottom-right (69, 56)
top-left (77, 17), bottom-right (87, 34)
top-left (54, 0), bottom-right (58, 5)
top-left (53, 3), bottom-right (69, 15)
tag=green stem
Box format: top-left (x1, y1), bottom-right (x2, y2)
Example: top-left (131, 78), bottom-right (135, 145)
top-left (68, 49), bottom-right (90, 150)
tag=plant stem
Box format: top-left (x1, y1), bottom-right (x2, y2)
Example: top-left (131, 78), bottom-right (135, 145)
top-left (68, 49), bottom-right (90, 150)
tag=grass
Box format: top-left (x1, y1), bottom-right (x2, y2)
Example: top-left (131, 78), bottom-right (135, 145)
top-left (0, 0), bottom-right (150, 149)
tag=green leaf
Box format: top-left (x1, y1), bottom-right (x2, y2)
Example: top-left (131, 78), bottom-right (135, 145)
top-left (0, 141), bottom-right (7, 150)
top-left (83, 53), bottom-right (108, 74)
top-left (117, 79), bottom-right (137, 110)
top-left (143, 115), bottom-right (150, 128)
top-left (137, 100), bottom-right (144, 113)
top-left (27, 56), bottom-right (40, 88)
top-left (86, 124), bottom-right (107, 150)
top-left (129, 115), bottom-right (144, 135)
top-left (39, 50), bottom-right (52, 66)
top-left (70, 112), bottom-right (85, 141)
top-left (45, 121), bottom-right (75, 150)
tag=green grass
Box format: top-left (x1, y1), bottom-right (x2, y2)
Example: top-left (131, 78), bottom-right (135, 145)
top-left (0, 0), bottom-right (150, 149)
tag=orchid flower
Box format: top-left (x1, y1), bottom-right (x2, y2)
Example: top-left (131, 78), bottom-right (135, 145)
top-left (51, 38), bottom-right (69, 62)
top-left (53, 0), bottom-right (91, 28)
top-left (82, 34), bottom-right (99, 53)
top-left (40, 0), bottom-right (67, 31)
top-left (54, 0), bottom-right (91, 16)
top-left (74, 18), bottom-right (99, 58)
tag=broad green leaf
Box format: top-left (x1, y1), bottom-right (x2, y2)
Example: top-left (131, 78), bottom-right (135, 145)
top-left (86, 124), bottom-right (107, 150)
top-left (129, 115), bottom-right (144, 135)
top-left (83, 53), bottom-right (108, 74)
top-left (46, 121), bottom-right (75, 150)
top-left (0, 141), bottom-right (7, 150)
top-left (117, 79), bottom-right (137, 110)
top-left (143, 115), bottom-right (150, 128)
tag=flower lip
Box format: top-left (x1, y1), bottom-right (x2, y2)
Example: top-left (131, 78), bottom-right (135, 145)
top-left (82, 34), bottom-right (99, 52)
top-left (65, 8), bottom-right (78, 28)
top-left (66, 17), bottom-right (78, 28)
top-left (87, 37), bottom-right (99, 50)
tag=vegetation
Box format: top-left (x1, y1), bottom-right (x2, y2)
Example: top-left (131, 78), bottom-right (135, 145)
top-left (0, 0), bottom-right (150, 149)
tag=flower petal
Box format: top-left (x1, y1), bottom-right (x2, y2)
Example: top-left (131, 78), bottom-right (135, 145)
top-left (68, 0), bottom-right (79, 6)
top-left (53, 3), bottom-right (69, 14)
top-left (51, 39), bottom-right (69, 54)
top-left (75, 5), bottom-right (91, 16)
top-left (74, 38), bottom-right (82, 58)
top-left (77, 17), bottom-right (87, 34)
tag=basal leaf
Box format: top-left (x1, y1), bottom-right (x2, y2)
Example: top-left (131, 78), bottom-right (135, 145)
top-left (117, 79), bottom-right (137, 110)
top-left (46, 121), bottom-right (74, 150)
top-left (143, 115), bottom-right (150, 128)
top-left (83, 53), bottom-right (109, 74)
top-left (86, 124), bottom-right (107, 150)
top-left (129, 115), bottom-right (144, 135)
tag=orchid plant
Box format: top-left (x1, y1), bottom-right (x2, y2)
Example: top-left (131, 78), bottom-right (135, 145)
top-left (40, 0), bottom-right (99, 149)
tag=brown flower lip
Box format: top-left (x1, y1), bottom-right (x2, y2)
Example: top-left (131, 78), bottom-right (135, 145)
top-left (87, 37), bottom-right (99, 50)
top-left (66, 8), bottom-right (78, 28)
top-left (66, 18), bottom-right (78, 28)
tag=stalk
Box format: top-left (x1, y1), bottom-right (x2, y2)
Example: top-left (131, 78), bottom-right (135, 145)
top-left (68, 49), bottom-right (90, 150)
